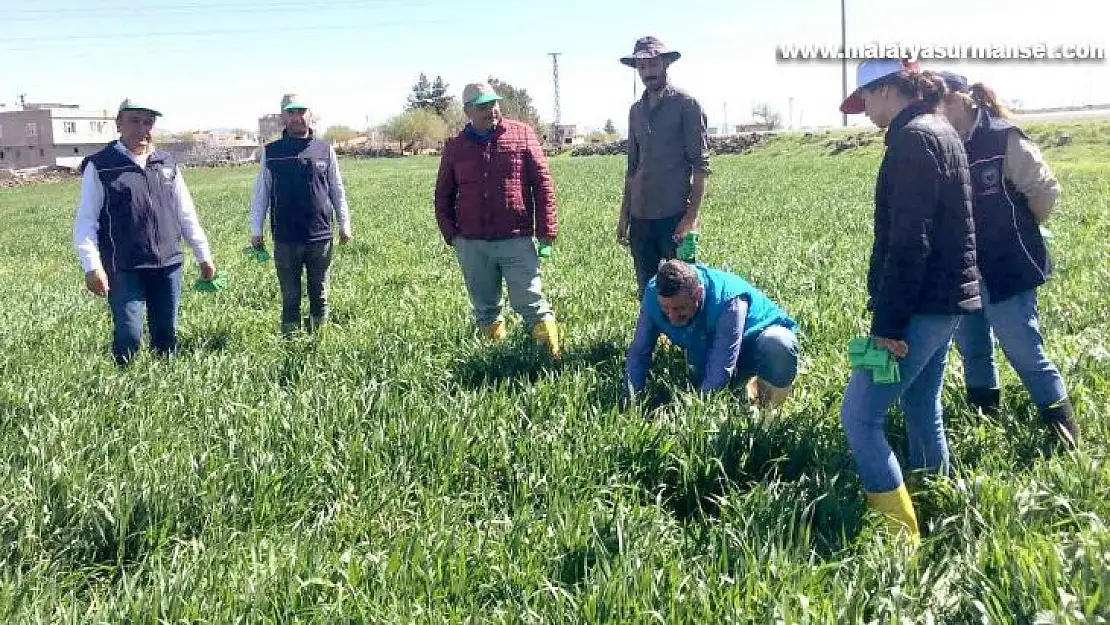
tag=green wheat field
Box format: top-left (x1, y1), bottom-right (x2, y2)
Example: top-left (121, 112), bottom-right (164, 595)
top-left (0, 126), bottom-right (1107, 623)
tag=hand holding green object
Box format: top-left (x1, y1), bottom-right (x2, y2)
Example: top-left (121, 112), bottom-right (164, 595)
top-left (194, 268), bottom-right (229, 292)
top-left (847, 336), bottom-right (901, 384)
top-left (537, 239), bottom-right (553, 259)
top-left (677, 231), bottom-right (699, 262)
top-left (243, 244), bottom-right (270, 262)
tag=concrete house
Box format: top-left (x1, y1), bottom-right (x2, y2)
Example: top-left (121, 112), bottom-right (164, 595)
top-left (258, 113), bottom-right (284, 144)
top-left (0, 102), bottom-right (117, 170)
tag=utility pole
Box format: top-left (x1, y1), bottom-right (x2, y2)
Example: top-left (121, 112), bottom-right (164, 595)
top-left (548, 52), bottom-right (562, 144)
top-left (841, 0), bottom-right (848, 126)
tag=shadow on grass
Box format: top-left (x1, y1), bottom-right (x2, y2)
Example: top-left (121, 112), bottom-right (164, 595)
top-left (452, 337), bottom-right (626, 390)
top-left (7, 481), bottom-right (206, 590)
top-left (177, 330), bottom-right (231, 354)
top-left (326, 308), bottom-right (356, 328)
top-left (553, 520), bottom-right (623, 588)
top-left (944, 381), bottom-right (1072, 467)
top-left (276, 338), bottom-right (319, 388)
top-left (615, 401), bottom-right (867, 556)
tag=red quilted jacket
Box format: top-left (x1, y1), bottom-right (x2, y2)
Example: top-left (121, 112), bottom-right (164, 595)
top-left (434, 119), bottom-right (558, 244)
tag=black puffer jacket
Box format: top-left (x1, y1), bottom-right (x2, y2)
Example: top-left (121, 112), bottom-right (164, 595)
top-left (868, 100), bottom-right (982, 339)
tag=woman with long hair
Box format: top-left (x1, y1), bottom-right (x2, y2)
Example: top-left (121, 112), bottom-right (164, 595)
top-left (938, 72), bottom-right (1079, 448)
top-left (838, 59), bottom-right (982, 545)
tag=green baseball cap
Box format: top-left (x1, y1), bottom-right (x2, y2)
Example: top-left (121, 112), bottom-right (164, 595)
top-left (462, 82), bottom-right (502, 106)
top-left (118, 98), bottom-right (162, 117)
top-left (281, 93), bottom-right (309, 111)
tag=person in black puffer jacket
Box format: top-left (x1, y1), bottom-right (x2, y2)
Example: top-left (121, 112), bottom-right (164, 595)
top-left (937, 72), bottom-right (1079, 449)
top-left (837, 59), bottom-right (982, 547)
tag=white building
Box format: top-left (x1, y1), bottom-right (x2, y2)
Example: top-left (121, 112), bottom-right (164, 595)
top-left (0, 103), bottom-right (116, 170)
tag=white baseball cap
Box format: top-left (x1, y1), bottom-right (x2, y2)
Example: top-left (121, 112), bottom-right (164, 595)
top-left (840, 58), bottom-right (920, 114)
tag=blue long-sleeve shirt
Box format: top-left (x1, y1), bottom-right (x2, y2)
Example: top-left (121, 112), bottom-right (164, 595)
top-left (624, 297), bottom-right (748, 394)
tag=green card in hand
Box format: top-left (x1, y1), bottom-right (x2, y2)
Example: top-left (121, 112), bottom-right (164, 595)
top-left (847, 336), bottom-right (900, 384)
top-left (677, 231), bottom-right (699, 262)
top-left (194, 268), bottom-right (229, 292)
top-left (243, 244), bottom-right (270, 262)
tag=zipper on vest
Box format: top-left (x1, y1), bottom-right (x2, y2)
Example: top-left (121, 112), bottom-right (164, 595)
top-left (144, 163), bottom-right (161, 265)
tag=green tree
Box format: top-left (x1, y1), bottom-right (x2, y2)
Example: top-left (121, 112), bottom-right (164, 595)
top-left (408, 74), bottom-right (456, 117)
top-left (322, 125), bottom-right (360, 144)
top-left (383, 108), bottom-right (448, 154)
top-left (585, 130), bottom-right (618, 144)
top-left (407, 73), bottom-right (434, 110)
top-left (603, 118), bottom-right (617, 135)
top-left (440, 99), bottom-right (467, 135)
top-left (485, 77), bottom-right (544, 136)
top-left (429, 76), bottom-right (456, 117)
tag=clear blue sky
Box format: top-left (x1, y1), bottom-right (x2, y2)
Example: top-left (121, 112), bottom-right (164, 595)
top-left (3, 0), bottom-right (1107, 133)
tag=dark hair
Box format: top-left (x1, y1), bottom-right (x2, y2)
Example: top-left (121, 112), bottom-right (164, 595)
top-left (970, 82), bottom-right (1011, 118)
top-left (655, 260), bottom-right (699, 297)
top-left (867, 69), bottom-right (949, 110)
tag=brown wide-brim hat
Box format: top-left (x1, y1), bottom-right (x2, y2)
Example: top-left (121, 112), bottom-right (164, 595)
top-left (620, 36), bottom-right (681, 67)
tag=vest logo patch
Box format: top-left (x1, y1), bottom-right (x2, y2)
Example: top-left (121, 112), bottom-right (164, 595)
top-left (978, 164), bottom-right (1001, 195)
top-left (314, 160), bottom-right (328, 172)
top-left (161, 166), bottom-right (175, 180)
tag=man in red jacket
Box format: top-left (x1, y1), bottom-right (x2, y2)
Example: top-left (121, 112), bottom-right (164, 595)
top-left (434, 82), bottom-right (562, 358)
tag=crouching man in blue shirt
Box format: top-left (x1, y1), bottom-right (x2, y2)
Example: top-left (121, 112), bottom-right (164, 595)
top-left (622, 259), bottom-right (799, 409)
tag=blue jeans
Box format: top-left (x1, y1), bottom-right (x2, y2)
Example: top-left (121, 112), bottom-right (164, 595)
top-left (733, 325), bottom-right (800, 388)
top-left (107, 263), bottom-right (183, 365)
top-left (840, 314), bottom-right (960, 493)
top-left (952, 287), bottom-right (1067, 408)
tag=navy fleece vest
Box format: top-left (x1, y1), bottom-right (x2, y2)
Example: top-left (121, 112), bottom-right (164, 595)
top-left (84, 143), bottom-right (184, 273)
top-left (264, 134), bottom-right (333, 244)
top-left (965, 109), bottom-right (1051, 303)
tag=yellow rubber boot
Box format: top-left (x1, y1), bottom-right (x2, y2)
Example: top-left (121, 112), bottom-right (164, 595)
top-left (481, 319), bottom-right (507, 340)
top-left (746, 378), bottom-right (792, 408)
top-left (532, 317), bottom-right (561, 359)
top-left (866, 484), bottom-right (920, 546)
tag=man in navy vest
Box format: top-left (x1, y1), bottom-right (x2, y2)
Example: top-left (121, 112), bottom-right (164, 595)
top-left (622, 259), bottom-right (799, 409)
top-left (73, 99), bottom-right (217, 366)
top-left (250, 93), bottom-right (352, 336)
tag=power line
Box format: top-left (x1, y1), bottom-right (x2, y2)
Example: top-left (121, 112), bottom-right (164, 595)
top-left (3, 0), bottom-right (405, 15)
top-left (0, 18), bottom-right (449, 50)
top-left (4, 0), bottom-right (423, 22)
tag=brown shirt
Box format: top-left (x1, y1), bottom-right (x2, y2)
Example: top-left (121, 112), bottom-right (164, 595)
top-left (626, 84), bottom-right (711, 220)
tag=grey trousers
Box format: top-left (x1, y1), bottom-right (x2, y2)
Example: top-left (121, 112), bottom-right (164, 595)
top-left (453, 236), bottom-right (553, 327)
top-left (274, 240), bottom-right (333, 325)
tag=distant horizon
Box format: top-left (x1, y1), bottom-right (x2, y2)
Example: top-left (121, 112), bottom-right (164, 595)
top-left (7, 101), bottom-right (1110, 139)
top-left (5, 0), bottom-right (1108, 137)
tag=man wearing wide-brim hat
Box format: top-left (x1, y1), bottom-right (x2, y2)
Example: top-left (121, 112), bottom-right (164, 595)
top-left (617, 36), bottom-right (711, 301)
top-left (72, 98), bottom-right (217, 365)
